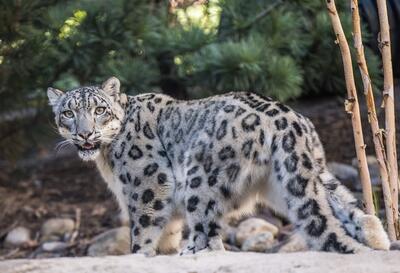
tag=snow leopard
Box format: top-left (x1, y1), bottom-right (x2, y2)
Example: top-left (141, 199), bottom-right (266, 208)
top-left (48, 77), bottom-right (390, 256)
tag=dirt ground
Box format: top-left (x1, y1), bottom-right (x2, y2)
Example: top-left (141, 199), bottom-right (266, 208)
top-left (0, 90), bottom-right (399, 259)
top-left (0, 152), bottom-right (119, 258)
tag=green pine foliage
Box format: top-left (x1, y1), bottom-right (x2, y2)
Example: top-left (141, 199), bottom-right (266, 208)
top-left (186, 0), bottom-right (382, 98)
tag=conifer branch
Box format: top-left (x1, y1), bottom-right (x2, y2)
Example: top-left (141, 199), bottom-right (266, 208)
top-left (242, 0), bottom-right (283, 30)
top-left (218, 0), bottom-right (283, 39)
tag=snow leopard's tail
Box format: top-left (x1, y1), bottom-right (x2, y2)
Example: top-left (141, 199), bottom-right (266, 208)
top-left (269, 112), bottom-right (389, 253)
top-left (319, 169), bottom-right (390, 250)
top-left (305, 116), bottom-right (390, 251)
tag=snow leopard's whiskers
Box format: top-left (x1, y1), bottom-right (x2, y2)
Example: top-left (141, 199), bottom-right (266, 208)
top-left (50, 124), bottom-right (60, 134)
top-left (54, 139), bottom-right (74, 154)
top-left (100, 137), bottom-right (114, 144)
top-left (100, 132), bottom-right (118, 143)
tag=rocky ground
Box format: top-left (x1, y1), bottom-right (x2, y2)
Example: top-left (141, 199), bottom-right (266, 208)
top-left (0, 94), bottom-right (398, 260)
top-left (0, 151), bottom-right (386, 260)
top-left (0, 149), bottom-right (297, 258)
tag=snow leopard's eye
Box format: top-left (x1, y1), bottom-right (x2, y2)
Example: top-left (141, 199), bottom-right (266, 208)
top-left (95, 107), bottom-right (106, 115)
top-left (62, 110), bottom-right (74, 118)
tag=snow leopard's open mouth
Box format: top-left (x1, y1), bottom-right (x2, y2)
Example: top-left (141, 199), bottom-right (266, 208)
top-left (76, 142), bottom-right (100, 151)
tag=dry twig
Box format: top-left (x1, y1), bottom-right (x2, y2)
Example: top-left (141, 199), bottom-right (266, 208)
top-left (69, 208), bottom-right (81, 244)
top-left (0, 248), bottom-right (21, 260)
top-left (350, 0), bottom-right (396, 240)
top-left (376, 0), bottom-right (399, 239)
top-left (325, 0), bottom-right (374, 214)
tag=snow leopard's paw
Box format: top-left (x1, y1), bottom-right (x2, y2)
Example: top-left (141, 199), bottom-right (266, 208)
top-left (207, 237), bottom-right (225, 251)
top-left (179, 245), bottom-right (204, 256)
top-left (358, 215), bottom-right (390, 250)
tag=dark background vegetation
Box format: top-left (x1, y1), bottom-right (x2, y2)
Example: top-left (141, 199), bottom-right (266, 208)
top-left (3, 0), bottom-right (400, 163)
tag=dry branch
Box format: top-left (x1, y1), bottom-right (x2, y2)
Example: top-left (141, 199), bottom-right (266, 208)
top-left (350, 0), bottom-right (396, 240)
top-left (69, 208), bottom-right (81, 244)
top-left (325, 0), bottom-right (375, 215)
top-left (376, 0), bottom-right (399, 239)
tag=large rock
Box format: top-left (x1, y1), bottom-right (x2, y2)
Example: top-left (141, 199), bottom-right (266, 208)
top-left (273, 233), bottom-right (309, 253)
top-left (390, 240), bottom-right (400, 250)
top-left (87, 227), bottom-right (130, 256)
top-left (241, 232), bottom-right (274, 252)
top-left (41, 218), bottom-right (75, 241)
top-left (4, 226), bottom-right (31, 247)
top-left (236, 218), bottom-right (279, 246)
top-left (41, 241), bottom-right (70, 252)
top-left (329, 157), bottom-right (382, 191)
top-left (1, 251), bottom-right (400, 273)
top-left (219, 221), bottom-right (237, 244)
top-left (327, 162), bottom-right (359, 190)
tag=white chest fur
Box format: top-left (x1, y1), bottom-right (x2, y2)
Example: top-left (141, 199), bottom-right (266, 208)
top-left (95, 151), bottom-right (129, 225)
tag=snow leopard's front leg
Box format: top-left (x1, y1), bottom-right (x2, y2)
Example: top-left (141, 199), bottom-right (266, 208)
top-left (117, 142), bottom-right (176, 256)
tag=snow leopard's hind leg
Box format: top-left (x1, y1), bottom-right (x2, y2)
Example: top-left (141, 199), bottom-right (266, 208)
top-left (270, 118), bottom-right (371, 253)
top-left (307, 119), bottom-right (390, 250)
top-left (179, 163), bottom-right (226, 255)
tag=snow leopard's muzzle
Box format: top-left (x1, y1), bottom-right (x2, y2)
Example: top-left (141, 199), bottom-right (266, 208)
top-left (73, 119), bottom-right (101, 161)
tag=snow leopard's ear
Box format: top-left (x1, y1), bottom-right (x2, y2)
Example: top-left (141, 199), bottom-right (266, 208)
top-left (47, 87), bottom-right (64, 109)
top-left (101, 77), bottom-right (120, 98)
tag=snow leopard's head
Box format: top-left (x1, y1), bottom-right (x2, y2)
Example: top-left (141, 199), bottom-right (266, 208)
top-left (47, 77), bottom-right (126, 161)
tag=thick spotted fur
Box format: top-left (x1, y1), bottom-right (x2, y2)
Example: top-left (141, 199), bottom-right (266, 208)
top-left (48, 77), bottom-right (390, 256)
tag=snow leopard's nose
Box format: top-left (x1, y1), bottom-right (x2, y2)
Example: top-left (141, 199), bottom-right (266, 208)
top-left (78, 131), bottom-right (93, 140)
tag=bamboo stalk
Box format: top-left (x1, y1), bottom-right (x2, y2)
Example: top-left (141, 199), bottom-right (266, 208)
top-left (350, 0), bottom-right (396, 240)
top-left (376, 0), bottom-right (399, 239)
top-left (326, 0), bottom-right (375, 215)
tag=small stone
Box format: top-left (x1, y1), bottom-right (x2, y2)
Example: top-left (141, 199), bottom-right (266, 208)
top-left (256, 206), bottom-right (284, 229)
top-left (219, 221), bottom-right (237, 244)
top-left (223, 242), bottom-right (241, 252)
top-left (390, 240), bottom-right (400, 251)
top-left (42, 241), bottom-right (70, 252)
top-left (241, 232), bottom-right (274, 252)
top-left (87, 227), bottom-right (130, 256)
top-left (41, 218), bottom-right (75, 241)
top-left (276, 233), bottom-right (308, 253)
top-left (236, 218), bottom-right (279, 246)
top-left (33, 179), bottom-right (43, 190)
top-left (44, 235), bottom-right (62, 242)
top-left (327, 162), bottom-right (359, 191)
top-left (4, 226), bottom-right (31, 247)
